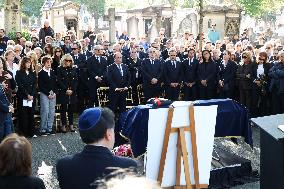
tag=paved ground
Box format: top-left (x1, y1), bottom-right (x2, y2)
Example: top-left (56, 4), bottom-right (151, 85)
top-left (29, 124), bottom-right (260, 189)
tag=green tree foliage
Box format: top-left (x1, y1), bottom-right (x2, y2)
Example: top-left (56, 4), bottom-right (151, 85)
top-left (22, 0), bottom-right (45, 17)
top-left (237, 0), bottom-right (284, 17)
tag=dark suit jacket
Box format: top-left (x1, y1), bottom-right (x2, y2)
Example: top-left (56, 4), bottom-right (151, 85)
top-left (0, 176), bottom-right (45, 189)
top-left (15, 70), bottom-right (37, 100)
top-left (269, 62), bottom-right (284, 93)
top-left (57, 66), bottom-right (78, 104)
top-left (236, 62), bottom-right (257, 90)
top-left (71, 53), bottom-right (86, 67)
top-left (106, 63), bottom-right (131, 91)
top-left (197, 61), bottom-right (217, 89)
top-left (163, 59), bottom-right (183, 85)
top-left (126, 57), bottom-right (142, 84)
top-left (87, 55), bottom-right (108, 85)
top-left (182, 58), bottom-right (199, 83)
top-left (217, 60), bottom-right (238, 89)
top-left (56, 145), bottom-right (137, 189)
top-left (141, 59), bottom-right (163, 87)
top-left (38, 69), bottom-right (57, 96)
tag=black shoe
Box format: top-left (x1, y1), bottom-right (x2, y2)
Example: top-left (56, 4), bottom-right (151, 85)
top-left (45, 132), bottom-right (51, 136)
top-left (40, 132), bottom-right (47, 137)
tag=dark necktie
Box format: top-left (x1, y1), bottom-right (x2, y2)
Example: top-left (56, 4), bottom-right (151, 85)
top-left (172, 61), bottom-right (176, 68)
top-left (118, 65), bottom-right (123, 76)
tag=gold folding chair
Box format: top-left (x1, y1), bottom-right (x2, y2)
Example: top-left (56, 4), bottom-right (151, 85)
top-left (126, 86), bottom-right (134, 109)
top-left (97, 87), bottom-right (110, 107)
top-left (137, 84), bottom-right (145, 105)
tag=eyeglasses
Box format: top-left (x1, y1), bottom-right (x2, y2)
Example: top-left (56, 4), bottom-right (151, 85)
top-left (65, 59), bottom-right (72, 62)
top-left (26, 46), bottom-right (32, 48)
top-left (242, 56), bottom-right (248, 59)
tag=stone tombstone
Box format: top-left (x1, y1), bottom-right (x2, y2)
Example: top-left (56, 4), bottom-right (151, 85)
top-left (148, 18), bottom-right (158, 43)
top-left (178, 13), bottom-right (198, 37)
top-left (4, 0), bottom-right (22, 32)
top-left (127, 16), bottom-right (139, 39)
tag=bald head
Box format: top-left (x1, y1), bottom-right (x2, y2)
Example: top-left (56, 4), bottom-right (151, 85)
top-left (114, 52), bottom-right (122, 64)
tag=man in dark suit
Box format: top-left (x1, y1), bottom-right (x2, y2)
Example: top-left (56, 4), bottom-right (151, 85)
top-left (164, 48), bottom-right (183, 101)
top-left (141, 48), bottom-right (163, 101)
top-left (126, 48), bottom-right (142, 105)
top-left (107, 52), bottom-right (131, 114)
top-left (87, 45), bottom-right (108, 107)
top-left (183, 48), bottom-right (199, 101)
top-left (0, 84), bottom-right (13, 141)
top-left (71, 42), bottom-right (89, 114)
top-left (56, 107), bottom-right (137, 189)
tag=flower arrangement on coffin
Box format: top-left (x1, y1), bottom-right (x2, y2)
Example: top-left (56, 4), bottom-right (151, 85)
top-left (113, 144), bottom-right (134, 158)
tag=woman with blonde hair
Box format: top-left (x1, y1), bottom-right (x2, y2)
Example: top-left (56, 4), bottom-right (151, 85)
top-left (26, 51), bottom-right (42, 75)
top-left (0, 133), bottom-right (46, 188)
top-left (236, 51), bottom-right (257, 113)
top-left (57, 54), bottom-right (78, 132)
top-left (4, 50), bottom-right (19, 78)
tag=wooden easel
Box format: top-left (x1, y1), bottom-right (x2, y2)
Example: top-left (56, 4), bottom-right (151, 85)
top-left (157, 104), bottom-right (208, 189)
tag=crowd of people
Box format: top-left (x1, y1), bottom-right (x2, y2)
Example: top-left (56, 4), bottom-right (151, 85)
top-left (0, 19), bottom-right (284, 188)
top-left (0, 20), bottom-right (284, 141)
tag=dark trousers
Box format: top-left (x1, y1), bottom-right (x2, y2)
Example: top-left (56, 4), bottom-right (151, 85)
top-left (165, 85), bottom-right (180, 101)
top-left (131, 82), bottom-right (140, 105)
top-left (60, 104), bottom-right (74, 126)
top-left (143, 84), bottom-right (161, 102)
top-left (184, 85), bottom-right (198, 101)
top-left (17, 100), bottom-right (35, 137)
top-left (271, 88), bottom-right (284, 115)
top-left (199, 87), bottom-right (215, 100)
top-left (239, 89), bottom-right (252, 112)
top-left (77, 87), bottom-right (90, 115)
top-left (109, 90), bottom-right (127, 115)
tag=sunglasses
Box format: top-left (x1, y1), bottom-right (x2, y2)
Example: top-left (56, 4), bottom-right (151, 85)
top-left (242, 56), bottom-right (247, 59)
top-left (266, 47), bottom-right (271, 49)
top-left (65, 59), bottom-right (72, 62)
top-left (72, 48), bottom-right (78, 50)
top-left (26, 46), bottom-right (32, 48)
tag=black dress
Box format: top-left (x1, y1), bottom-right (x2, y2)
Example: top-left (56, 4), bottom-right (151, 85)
top-left (0, 176), bottom-right (46, 189)
top-left (15, 70), bottom-right (37, 137)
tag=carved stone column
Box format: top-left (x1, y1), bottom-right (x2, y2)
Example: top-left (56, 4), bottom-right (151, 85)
top-left (4, 0), bottom-right (22, 32)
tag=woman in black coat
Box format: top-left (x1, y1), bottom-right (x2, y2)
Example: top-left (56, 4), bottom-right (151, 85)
top-left (15, 57), bottom-right (37, 137)
top-left (236, 51), bottom-right (257, 114)
top-left (57, 54), bottom-right (78, 132)
top-left (217, 50), bottom-right (238, 99)
top-left (197, 49), bottom-right (217, 100)
top-left (251, 52), bottom-right (272, 117)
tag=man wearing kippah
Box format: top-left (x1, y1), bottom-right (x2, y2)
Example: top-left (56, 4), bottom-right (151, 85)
top-left (56, 107), bottom-right (137, 189)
